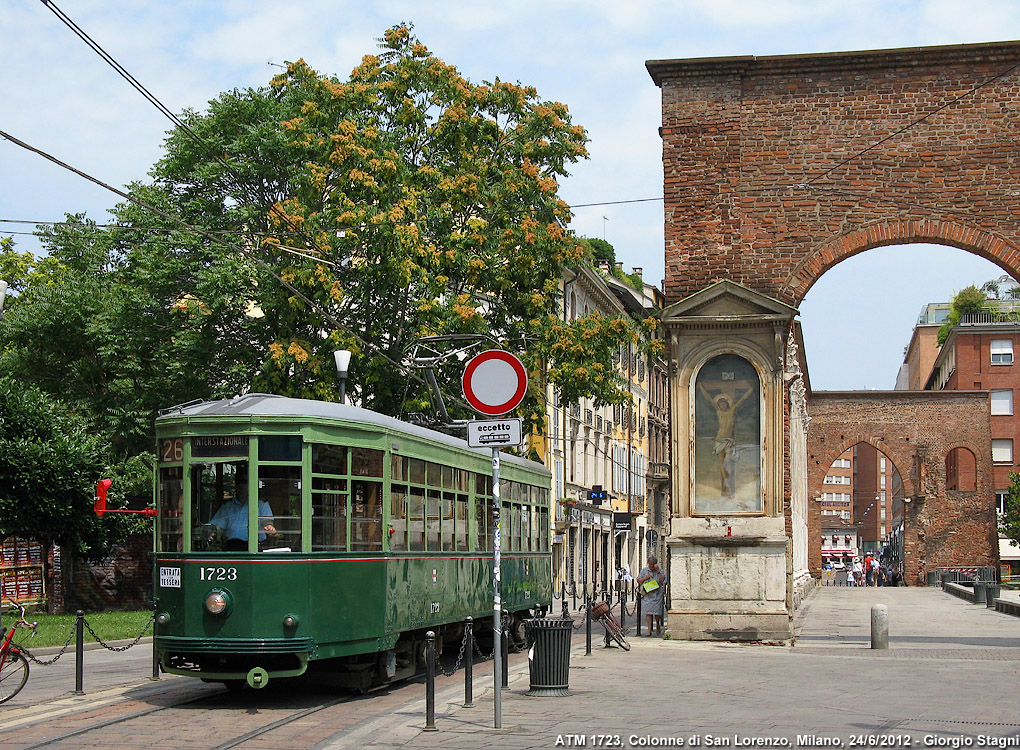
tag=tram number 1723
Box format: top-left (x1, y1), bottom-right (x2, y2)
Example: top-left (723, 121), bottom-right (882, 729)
top-left (199, 567), bottom-right (238, 581)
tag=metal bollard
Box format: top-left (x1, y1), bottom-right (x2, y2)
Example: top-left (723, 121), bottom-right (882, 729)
top-left (871, 604), bottom-right (889, 650)
top-left (585, 595), bottom-right (592, 655)
top-left (424, 631), bottom-right (437, 731)
top-left (636, 592), bottom-right (642, 637)
top-left (74, 610), bottom-right (85, 695)
top-left (571, 580), bottom-right (576, 611)
top-left (618, 582), bottom-right (626, 635)
top-left (151, 602), bottom-right (160, 680)
top-left (500, 614), bottom-right (509, 690)
top-left (464, 617), bottom-right (474, 708)
top-left (986, 584), bottom-right (1001, 608)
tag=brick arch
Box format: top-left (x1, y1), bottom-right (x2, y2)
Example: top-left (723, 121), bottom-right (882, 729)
top-left (808, 436), bottom-right (914, 503)
top-left (783, 219), bottom-right (1020, 306)
top-left (806, 391), bottom-right (996, 583)
top-left (649, 41), bottom-right (1020, 307)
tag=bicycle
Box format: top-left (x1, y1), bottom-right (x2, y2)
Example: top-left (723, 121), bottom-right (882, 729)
top-left (589, 600), bottom-right (631, 651)
top-left (1, 599), bottom-right (37, 704)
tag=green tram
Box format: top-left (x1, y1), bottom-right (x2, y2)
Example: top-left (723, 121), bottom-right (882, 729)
top-left (153, 394), bottom-right (552, 690)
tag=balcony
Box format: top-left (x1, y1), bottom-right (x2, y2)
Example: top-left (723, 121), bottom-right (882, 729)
top-left (648, 462), bottom-right (670, 480)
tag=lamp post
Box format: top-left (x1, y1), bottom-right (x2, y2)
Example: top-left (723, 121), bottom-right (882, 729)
top-left (333, 350), bottom-right (352, 404)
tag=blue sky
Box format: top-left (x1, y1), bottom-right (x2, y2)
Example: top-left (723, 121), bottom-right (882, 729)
top-left (3, 0), bottom-right (1018, 388)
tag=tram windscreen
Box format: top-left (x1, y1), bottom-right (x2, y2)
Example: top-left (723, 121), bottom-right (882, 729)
top-left (191, 461), bottom-right (249, 552)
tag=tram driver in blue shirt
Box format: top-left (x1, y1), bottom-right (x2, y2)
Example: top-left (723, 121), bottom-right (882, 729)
top-left (209, 479), bottom-right (276, 551)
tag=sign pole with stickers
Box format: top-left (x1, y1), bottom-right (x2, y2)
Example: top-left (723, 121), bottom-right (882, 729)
top-left (461, 349), bottom-right (528, 730)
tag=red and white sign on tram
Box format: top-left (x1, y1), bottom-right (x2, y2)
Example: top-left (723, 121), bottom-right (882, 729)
top-left (461, 349), bottom-right (527, 416)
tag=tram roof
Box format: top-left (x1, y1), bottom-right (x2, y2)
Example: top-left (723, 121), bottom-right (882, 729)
top-left (158, 394), bottom-right (547, 473)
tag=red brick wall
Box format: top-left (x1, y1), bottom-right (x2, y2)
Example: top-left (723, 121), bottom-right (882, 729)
top-left (648, 43), bottom-right (1020, 306)
top-left (944, 329), bottom-right (1020, 494)
top-left (806, 391), bottom-right (997, 584)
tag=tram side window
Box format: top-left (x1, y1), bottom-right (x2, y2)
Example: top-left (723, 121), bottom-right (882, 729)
top-left (312, 444), bottom-right (347, 475)
top-left (351, 480), bottom-right (382, 551)
top-left (352, 447), bottom-right (383, 477)
top-left (521, 503), bottom-right (532, 552)
top-left (426, 489), bottom-right (441, 550)
top-left (455, 494), bottom-right (469, 551)
top-left (158, 467), bottom-right (184, 552)
top-left (474, 491), bottom-right (490, 552)
top-left (258, 465), bottom-right (302, 552)
top-left (538, 507), bottom-right (549, 551)
top-left (502, 502), bottom-right (514, 552)
top-left (441, 492), bottom-right (455, 551)
top-left (312, 477), bottom-right (347, 552)
top-left (389, 486), bottom-right (407, 551)
top-left (409, 458), bottom-right (426, 485)
top-left (408, 486), bottom-right (425, 551)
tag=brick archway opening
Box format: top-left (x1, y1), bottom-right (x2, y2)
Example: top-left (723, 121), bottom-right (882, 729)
top-left (784, 221), bottom-right (1020, 306)
top-left (812, 440), bottom-right (908, 579)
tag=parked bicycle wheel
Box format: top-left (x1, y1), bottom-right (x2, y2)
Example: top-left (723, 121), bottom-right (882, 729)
top-left (603, 617), bottom-right (631, 651)
top-left (0, 650), bottom-right (29, 704)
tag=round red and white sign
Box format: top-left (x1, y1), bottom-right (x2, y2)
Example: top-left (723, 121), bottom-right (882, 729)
top-left (462, 350), bottom-right (528, 416)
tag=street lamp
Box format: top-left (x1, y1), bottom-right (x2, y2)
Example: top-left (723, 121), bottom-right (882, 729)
top-left (333, 349), bottom-right (352, 404)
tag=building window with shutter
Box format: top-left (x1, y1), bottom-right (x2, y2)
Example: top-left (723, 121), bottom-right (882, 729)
top-left (991, 389), bottom-right (1014, 415)
top-left (991, 339), bottom-right (1014, 365)
top-left (992, 438), bottom-right (1013, 464)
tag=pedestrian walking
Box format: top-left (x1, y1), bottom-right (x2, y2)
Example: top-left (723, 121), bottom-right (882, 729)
top-left (852, 558), bottom-right (863, 587)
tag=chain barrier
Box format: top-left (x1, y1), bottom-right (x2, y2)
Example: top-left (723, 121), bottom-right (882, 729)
top-left (433, 625), bottom-right (469, 678)
top-left (19, 608), bottom-right (154, 667)
top-left (82, 610), bottom-right (156, 652)
top-left (19, 622), bottom-right (76, 666)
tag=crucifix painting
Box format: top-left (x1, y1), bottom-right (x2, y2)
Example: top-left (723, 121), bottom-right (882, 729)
top-left (693, 353), bottom-right (762, 514)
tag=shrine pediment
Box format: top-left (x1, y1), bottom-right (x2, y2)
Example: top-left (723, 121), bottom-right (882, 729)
top-left (661, 280), bottom-right (798, 324)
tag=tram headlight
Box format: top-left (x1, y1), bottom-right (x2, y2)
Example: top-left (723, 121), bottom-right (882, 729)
top-left (204, 589), bottom-right (232, 616)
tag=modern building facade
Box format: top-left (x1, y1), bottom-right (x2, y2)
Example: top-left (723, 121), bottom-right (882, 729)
top-left (897, 293), bottom-right (1018, 573)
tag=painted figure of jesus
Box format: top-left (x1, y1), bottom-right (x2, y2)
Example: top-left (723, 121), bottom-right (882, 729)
top-left (697, 383), bottom-right (753, 497)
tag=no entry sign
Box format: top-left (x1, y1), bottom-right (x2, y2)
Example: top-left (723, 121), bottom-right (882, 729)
top-left (462, 349), bottom-right (528, 416)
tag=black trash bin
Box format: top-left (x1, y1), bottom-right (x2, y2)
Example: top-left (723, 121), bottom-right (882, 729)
top-left (524, 617), bottom-right (571, 697)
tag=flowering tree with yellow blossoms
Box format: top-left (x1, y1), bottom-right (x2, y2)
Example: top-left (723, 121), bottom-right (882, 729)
top-left (245, 25), bottom-right (655, 425)
top-left (1, 25), bottom-right (657, 442)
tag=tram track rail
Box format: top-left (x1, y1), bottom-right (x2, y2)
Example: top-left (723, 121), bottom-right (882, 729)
top-left (8, 624), bottom-right (560, 750)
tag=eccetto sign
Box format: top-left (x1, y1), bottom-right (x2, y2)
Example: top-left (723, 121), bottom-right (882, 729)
top-left (466, 418), bottom-right (523, 448)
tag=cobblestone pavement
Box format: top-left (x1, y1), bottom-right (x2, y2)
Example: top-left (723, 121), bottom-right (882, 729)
top-left (321, 586), bottom-right (1020, 749)
top-left (6, 588), bottom-right (1020, 750)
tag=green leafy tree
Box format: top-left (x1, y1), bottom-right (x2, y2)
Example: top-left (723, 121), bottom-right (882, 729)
top-left (938, 285), bottom-right (989, 345)
top-left (999, 471), bottom-right (1020, 554)
top-left (0, 377), bottom-right (109, 555)
top-left (3, 24), bottom-right (653, 439)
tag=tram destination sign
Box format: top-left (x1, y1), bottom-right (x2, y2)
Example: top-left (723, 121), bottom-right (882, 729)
top-left (466, 419), bottom-right (523, 448)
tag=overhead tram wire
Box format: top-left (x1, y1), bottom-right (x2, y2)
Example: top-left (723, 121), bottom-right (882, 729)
top-left (0, 127), bottom-right (479, 415)
top-left (38, 0), bottom-right (335, 265)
